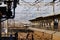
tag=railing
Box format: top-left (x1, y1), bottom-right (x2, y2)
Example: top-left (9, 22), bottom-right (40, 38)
top-left (18, 31), bottom-right (34, 40)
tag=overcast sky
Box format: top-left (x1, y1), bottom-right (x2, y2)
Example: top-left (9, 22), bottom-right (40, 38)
top-left (14, 0), bottom-right (60, 24)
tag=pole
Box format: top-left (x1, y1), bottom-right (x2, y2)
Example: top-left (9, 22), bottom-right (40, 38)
top-left (53, 0), bottom-right (55, 30)
top-left (53, 0), bottom-right (58, 30)
top-left (0, 17), bottom-right (1, 40)
top-left (0, 12), bottom-right (2, 40)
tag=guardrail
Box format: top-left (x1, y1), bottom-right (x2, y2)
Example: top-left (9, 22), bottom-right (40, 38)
top-left (28, 27), bottom-right (60, 40)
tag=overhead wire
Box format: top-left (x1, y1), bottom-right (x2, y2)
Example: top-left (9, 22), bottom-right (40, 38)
top-left (19, 0), bottom-right (44, 6)
top-left (16, 0), bottom-right (60, 13)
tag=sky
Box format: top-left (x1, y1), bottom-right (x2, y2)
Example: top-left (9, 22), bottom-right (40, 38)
top-left (14, 0), bottom-right (60, 24)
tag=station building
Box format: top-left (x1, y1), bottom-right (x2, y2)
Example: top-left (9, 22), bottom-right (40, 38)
top-left (29, 14), bottom-right (60, 31)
